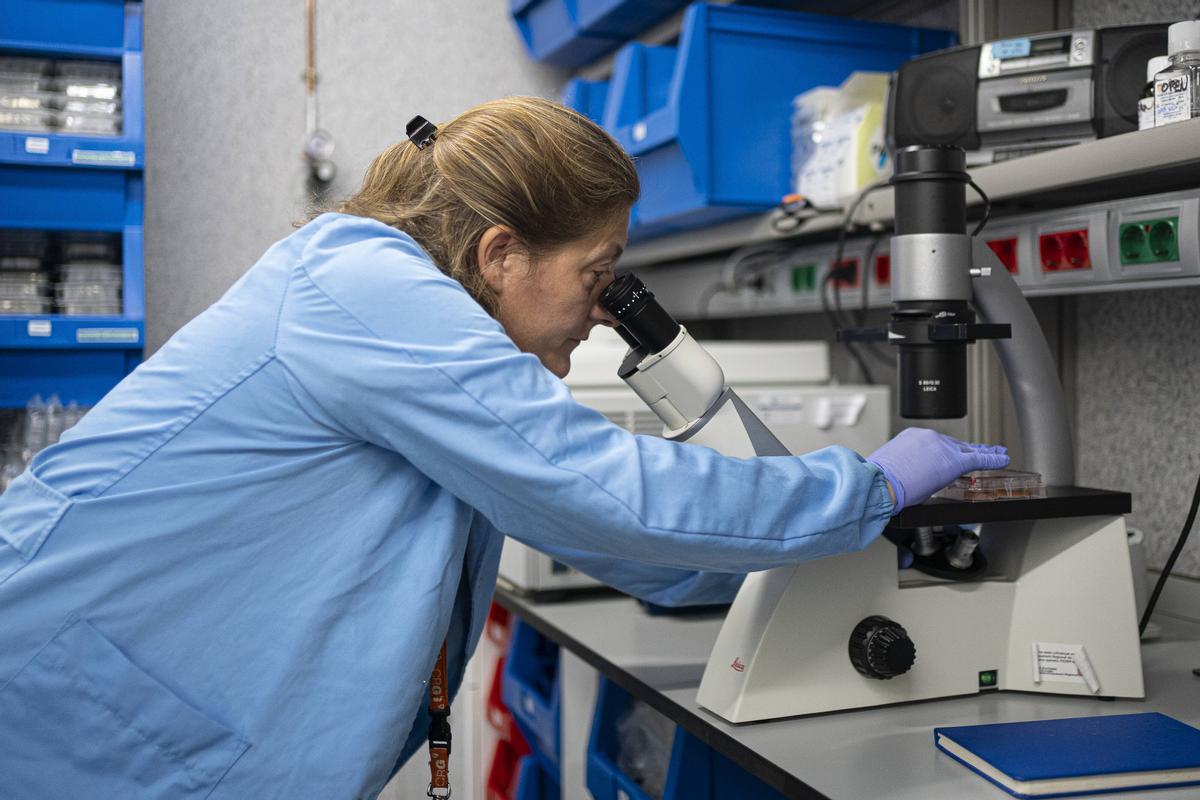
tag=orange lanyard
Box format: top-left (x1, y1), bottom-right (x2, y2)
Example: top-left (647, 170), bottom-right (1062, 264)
top-left (427, 639), bottom-right (451, 798)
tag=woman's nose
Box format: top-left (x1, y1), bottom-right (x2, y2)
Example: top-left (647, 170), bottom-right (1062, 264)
top-left (588, 301), bottom-right (618, 327)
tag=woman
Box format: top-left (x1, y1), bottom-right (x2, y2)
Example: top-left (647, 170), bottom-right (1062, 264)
top-left (0, 97), bottom-right (1006, 799)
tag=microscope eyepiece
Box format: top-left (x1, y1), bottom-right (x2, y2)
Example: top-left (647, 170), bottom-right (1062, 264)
top-left (599, 273), bottom-right (680, 355)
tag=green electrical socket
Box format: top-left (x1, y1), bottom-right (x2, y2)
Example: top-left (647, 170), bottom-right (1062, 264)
top-left (1119, 217), bottom-right (1180, 265)
top-left (790, 263), bottom-right (817, 293)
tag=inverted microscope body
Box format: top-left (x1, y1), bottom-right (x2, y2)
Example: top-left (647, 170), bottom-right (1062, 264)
top-left (696, 513), bottom-right (1144, 722)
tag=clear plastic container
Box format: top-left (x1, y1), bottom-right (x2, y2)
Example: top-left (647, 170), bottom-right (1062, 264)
top-left (58, 262), bottom-right (121, 282)
top-left (60, 233), bottom-right (118, 262)
top-left (0, 297), bottom-right (53, 314)
top-left (0, 91), bottom-right (63, 111)
top-left (0, 230), bottom-right (49, 258)
top-left (1154, 21), bottom-right (1200, 126)
top-left (0, 269), bottom-right (49, 283)
top-left (57, 300), bottom-right (121, 316)
top-left (59, 80), bottom-right (119, 101)
top-left (62, 96), bottom-right (120, 115)
top-left (0, 58), bottom-right (53, 95)
top-left (938, 469), bottom-right (1045, 502)
top-left (0, 257), bottom-right (43, 271)
top-left (55, 60), bottom-right (120, 83)
top-left (55, 282), bottom-right (120, 302)
top-left (0, 56), bottom-right (53, 80)
top-left (57, 111), bottom-right (122, 135)
top-left (0, 281), bottom-right (50, 299)
top-left (0, 109), bottom-right (55, 132)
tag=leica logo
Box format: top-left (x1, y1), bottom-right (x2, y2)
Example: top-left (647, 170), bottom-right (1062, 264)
top-left (731, 657), bottom-right (745, 672)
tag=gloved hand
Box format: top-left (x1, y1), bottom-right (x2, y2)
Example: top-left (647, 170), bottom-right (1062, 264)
top-left (868, 427), bottom-right (1010, 511)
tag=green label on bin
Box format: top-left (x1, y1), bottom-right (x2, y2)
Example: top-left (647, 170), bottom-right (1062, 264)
top-left (76, 327), bottom-right (140, 344)
top-left (72, 149), bottom-right (137, 167)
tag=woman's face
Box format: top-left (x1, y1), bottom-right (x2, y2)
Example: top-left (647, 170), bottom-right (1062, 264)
top-left (484, 212), bottom-right (629, 378)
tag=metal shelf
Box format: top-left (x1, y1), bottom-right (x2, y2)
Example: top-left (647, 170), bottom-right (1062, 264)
top-left (621, 118), bottom-right (1200, 269)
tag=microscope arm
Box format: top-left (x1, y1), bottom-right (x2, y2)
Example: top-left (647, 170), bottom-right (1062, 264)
top-left (969, 239), bottom-right (1075, 485)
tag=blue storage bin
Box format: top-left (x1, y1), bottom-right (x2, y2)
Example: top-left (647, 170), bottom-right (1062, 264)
top-left (588, 678), bottom-right (789, 800)
top-left (509, 0), bottom-right (623, 68)
top-left (0, 0), bottom-right (129, 55)
top-left (514, 754), bottom-right (561, 800)
top-left (603, 2), bottom-right (957, 240)
top-left (587, 678), bottom-right (672, 800)
top-left (502, 620), bottom-right (561, 773)
top-left (561, 78), bottom-right (609, 125)
top-left (0, 1), bottom-right (144, 168)
top-left (576, 0), bottom-right (686, 38)
top-left (0, 348), bottom-right (141, 406)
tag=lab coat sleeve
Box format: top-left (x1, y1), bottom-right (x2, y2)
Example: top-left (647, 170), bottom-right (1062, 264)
top-left (521, 541), bottom-right (746, 606)
top-left (276, 221), bottom-right (895, 575)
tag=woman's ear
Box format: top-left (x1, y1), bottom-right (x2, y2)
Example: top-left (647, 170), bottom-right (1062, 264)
top-left (478, 225), bottom-right (519, 295)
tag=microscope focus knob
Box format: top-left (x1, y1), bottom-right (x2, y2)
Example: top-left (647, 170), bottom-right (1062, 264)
top-left (849, 615), bottom-right (916, 679)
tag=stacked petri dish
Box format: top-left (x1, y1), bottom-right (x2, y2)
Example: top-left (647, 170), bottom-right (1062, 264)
top-left (0, 55), bottom-right (122, 136)
top-left (938, 469), bottom-right (1045, 502)
top-left (0, 230), bottom-right (122, 316)
top-left (0, 56), bottom-right (57, 133)
top-left (56, 232), bottom-right (122, 315)
top-left (0, 230), bottom-right (53, 315)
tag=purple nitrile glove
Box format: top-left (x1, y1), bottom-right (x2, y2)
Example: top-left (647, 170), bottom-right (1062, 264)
top-left (867, 427), bottom-right (1010, 511)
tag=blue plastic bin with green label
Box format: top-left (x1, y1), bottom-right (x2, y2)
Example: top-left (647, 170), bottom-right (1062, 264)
top-left (602, 2), bottom-right (956, 240)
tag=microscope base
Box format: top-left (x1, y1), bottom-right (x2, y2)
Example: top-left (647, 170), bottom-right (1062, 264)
top-left (697, 514), bottom-right (1144, 722)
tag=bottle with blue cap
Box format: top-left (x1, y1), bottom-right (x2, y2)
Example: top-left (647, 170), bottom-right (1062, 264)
top-left (1153, 20), bottom-right (1200, 126)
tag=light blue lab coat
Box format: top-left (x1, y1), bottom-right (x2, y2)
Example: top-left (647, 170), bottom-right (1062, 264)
top-left (0, 213), bottom-right (893, 799)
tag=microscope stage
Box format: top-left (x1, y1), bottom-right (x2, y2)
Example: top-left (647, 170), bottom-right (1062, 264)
top-left (890, 486), bottom-right (1131, 528)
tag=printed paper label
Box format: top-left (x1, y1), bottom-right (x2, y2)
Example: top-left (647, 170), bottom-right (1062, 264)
top-left (1034, 642), bottom-right (1087, 685)
top-left (24, 137), bottom-right (49, 155)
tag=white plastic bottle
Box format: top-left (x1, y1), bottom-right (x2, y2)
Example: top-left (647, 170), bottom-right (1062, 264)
top-left (1138, 55), bottom-right (1171, 129)
top-left (1154, 20), bottom-right (1200, 126)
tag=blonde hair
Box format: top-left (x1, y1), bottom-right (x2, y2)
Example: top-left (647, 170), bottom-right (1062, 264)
top-left (336, 96), bottom-right (639, 316)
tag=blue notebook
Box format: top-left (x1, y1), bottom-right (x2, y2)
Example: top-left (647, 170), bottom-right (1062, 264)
top-left (934, 713), bottom-right (1200, 798)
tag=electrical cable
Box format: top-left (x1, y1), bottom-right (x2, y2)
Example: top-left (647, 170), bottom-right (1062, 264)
top-left (821, 269), bottom-right (874, 384)
top-left (699, 241), bottom-right (796, 318)
top-left (968, 178), bottom-right (991, 237)
top-left (771, 194), bottom-right (841, 235)
top-left (855, 233), bottom-right (895, 369)
top-left (1138, 468), bottom-right (1200, 636)
top-left (823, 179), bottom-right (891, 384)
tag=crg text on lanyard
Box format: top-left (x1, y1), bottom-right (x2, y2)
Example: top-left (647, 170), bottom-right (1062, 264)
top-left (427, 639), bottom-right (451, 798)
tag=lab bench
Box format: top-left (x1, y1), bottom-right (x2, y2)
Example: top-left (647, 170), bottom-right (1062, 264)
top-left (494, 586), bottom-right (1200, 800)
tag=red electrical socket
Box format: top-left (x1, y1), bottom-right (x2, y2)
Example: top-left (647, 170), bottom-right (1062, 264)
top-left (831, 257), bottom-right (860, 289)
top-left (874, 253), bottom-right (891, 286)
top-left (986, 237), bottom-right (1019, 274)
top-left (1039, 229), bottom-right (1091, 271)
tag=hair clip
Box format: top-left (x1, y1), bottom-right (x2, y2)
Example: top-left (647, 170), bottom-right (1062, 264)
top-left (406, 115), bottom-right (438, 150)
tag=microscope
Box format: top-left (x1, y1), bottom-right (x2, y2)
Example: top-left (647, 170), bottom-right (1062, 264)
top-left (599, 145), bottom-right (1143, 723)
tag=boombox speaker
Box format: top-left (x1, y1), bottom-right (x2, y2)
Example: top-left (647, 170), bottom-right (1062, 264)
top-left (889, 24), bottom-right (1168, 153)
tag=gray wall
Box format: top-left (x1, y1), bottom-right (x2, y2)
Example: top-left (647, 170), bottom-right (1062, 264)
top-left (142, 0), bottom-right (566, 353)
